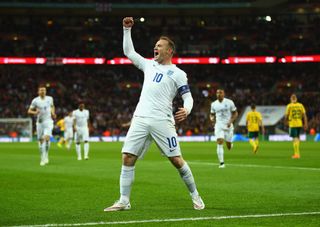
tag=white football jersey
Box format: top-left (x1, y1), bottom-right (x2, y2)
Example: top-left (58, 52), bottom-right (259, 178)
top-left (29, 96), bottom-right (54, 123)
top-left (123, 29), bottom-right (190, 120)
top-left (73, 109), bottom-right (89, 128)
top-left (211, 98), bottom-right (237, 128)
top-left (64, 116), bottom-right (74, 130)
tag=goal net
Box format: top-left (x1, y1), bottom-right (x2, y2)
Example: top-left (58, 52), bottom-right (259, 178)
top-left (0, 118), bottom-right (33, 142)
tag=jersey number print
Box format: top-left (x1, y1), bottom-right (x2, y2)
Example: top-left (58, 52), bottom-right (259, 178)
top-left (153, 72), bottom-right (163, 83)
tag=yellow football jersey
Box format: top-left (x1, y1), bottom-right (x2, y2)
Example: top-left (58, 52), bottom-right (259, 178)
top-left (246, 111), bottom-right (262, 132)
top-left (286, 102), bottom-right (306, 128)
top-left (56, 119), bottom-right (65, 131)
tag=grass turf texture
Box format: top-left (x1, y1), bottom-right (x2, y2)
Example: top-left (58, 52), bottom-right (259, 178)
top-left (0, 141), bottom-right (319, 226)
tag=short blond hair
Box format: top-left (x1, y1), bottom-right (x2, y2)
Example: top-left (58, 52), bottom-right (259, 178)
top-left (159, 36), bottom-right (175, 55)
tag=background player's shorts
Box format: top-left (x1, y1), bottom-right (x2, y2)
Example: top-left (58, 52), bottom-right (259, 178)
top-left (289, 127), bottom-right (301, 138)
top-left (214, 125), bottom-right (234, 142)
top-left (75, 127), bottom-right (89, 142)
top-left (36, 120), bottom-right (54, 140)
top-left (64, 128), bottom-right (74, 140)
top-left (122, 116), bottom-right (181, 158)
top-left (248, 131), bottom-right (259, 139)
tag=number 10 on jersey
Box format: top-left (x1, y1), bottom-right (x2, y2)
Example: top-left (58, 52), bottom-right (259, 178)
top-left (153, 73), bottom-right (163, 83)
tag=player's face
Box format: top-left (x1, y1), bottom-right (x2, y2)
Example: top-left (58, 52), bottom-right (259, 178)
top-left (216, 89), bottom-right (225, 100)
top-left (38, 87), bottom-right (46, 97)
top-left (290, 95), bottom-right (297, 103)
top-left (79, 104), bottom-right (85, 110)
top-left (154, 39), bottom-right (172, 63)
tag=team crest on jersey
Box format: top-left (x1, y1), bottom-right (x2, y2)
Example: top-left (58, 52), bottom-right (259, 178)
top-left (167, 70), bottom-right (174, 76)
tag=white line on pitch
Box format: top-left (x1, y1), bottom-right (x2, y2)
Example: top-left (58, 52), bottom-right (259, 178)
top-left (189, 161), bottom-right (320, 171)
top-left (7, 211), bottom-right (320, 227)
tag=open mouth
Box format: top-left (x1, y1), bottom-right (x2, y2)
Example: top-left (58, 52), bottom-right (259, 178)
top-left (154, 50), bottom-right (159, 58)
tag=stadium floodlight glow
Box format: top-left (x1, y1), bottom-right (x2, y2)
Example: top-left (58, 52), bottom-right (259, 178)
top-left (0, 57), bottom-right (47, 64)
top-left (221, 56), bottom-right (276, 64)
top-left (140, 17), bottom-right (145, 22)
top-left (265, 16), bottom-right (272, 22)
top-left (61, 58), bottom-right (106, 64)
top-left (278, 55), bottom-right (320, 63)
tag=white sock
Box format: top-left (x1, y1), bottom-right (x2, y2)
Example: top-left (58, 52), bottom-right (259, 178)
top-left (67, 140), bottom-right (72, 149)
top-left (178, 162), bottom-right (199, 198)
top-left (45, 140), bottom-right (50, 159)
top-left (217, 144), bottom-right (224, 164)
top-left (41, 142), bottom-right (46, 161)
top-left (76, 144), bottom-right (81, 159)
top-left (84, 143), bottom-right (89, 158)
top-left (38, 141), bottom-right (42, 153)
top-left (119, 165), bottom-right (135, 204)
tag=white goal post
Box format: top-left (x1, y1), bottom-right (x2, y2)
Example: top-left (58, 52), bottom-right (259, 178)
top-left (0, 118), bottom-right (33, 142)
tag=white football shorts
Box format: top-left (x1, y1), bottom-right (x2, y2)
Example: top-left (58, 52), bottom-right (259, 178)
top-left (36, 120), bottom-right (53, 140)
top-left (214, 124), bottom-right (234, 142)
top-left (75, 127), bottom-right (89, 142)
top-left (122, 116), bottom-right (181, 158)
top-left (64, 128), bottom-right (74, 140)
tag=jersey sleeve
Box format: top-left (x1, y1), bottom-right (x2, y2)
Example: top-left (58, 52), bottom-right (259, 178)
top-left (285, 104), bottom-right (290, 115)
top-left (29, 98), bottom-right (37, 109)
top-left (210, 103), bottom-right (215, 114)
top-left (123, 28), bottom-right (147, 71)
top-left (230, 100), bottom-right (237, 111)
top-left (50, 96), bottom-right (54, 106)
top-left (246, 112), bottom-right (249, 121)
top-left (176, 72), bottom-right (191, 96)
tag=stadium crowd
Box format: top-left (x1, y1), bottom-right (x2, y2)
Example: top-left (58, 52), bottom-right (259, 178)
top-left (1, 14), bottom-right (320, 58)
top-left (0, 63), bottom-right (319, 136)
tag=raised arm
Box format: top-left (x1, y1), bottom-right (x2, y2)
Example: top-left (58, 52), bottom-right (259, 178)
top-left (123, 17), bottom-right (146, 70)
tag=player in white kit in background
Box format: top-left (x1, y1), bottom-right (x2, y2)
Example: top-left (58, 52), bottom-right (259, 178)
top-left (28, 85), bottom-right (56, 166)
top-left (210, 89), bottom-right (238, 168)
top-left (104, 17), bottom-right (204, 212)
top-left (64, 112), bottom-right (74, 150)
top-left (73, 103), bottom-right (90, 160)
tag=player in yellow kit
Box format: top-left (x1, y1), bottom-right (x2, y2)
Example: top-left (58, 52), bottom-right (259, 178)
top-left (56, 118), bottom-right (65, 148)
top-left (285, 94), bottom-right (308, 159)
top-left (246, 104), bottom-right (264, 154)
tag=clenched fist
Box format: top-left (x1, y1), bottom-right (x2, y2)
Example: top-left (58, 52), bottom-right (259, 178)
top-left (123, 17), bottom-right (134, 28)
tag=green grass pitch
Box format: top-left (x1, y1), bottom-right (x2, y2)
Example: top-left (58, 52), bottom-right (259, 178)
top-left (1, 141), bottom-right (319, 226)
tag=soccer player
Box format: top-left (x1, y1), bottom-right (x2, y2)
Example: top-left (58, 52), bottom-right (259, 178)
top-left (28, 85), bottom-right (56, 166)
top-left (56, 117), bottom-right (65, 148)
top-left (210, 89), bottom-right (238, 168)
top-left (64, 112), bottom-right (74, 150)
top-left (285, 94), bottom-right (308, 159)
top-left (246, 104), bottom-right (265, 154)
top-left (73, 103), bottom-right (90, 160)
top-left (104, 17), bottom-right (205, 212)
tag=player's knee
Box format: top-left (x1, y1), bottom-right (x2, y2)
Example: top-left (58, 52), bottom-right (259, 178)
top-left (122, 153), bottom-right (137, 166)
top-left (168, 156), bottom-right (184, 169)
top-left (217, 139), bottom-right (224, 144)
